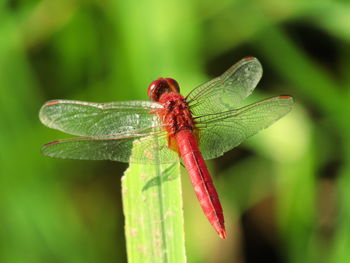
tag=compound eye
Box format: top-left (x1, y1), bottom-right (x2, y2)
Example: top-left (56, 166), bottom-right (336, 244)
top-left (147, 78), bottom-right (180, 101)
top-left (147, 81), bottom-right (159, 101)
top-left (164, 78), bottom-right (180, 93)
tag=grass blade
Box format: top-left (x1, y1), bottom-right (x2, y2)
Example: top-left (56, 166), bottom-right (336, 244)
top-left (122, 138), bottom-right (186, 263)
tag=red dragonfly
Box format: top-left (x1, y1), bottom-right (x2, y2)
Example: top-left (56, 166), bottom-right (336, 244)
top-left (40, 57), bottom-right (293, 239)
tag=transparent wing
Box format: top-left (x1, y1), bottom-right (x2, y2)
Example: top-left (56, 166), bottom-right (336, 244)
top-left (195, 96), bottom-right (294, 160)
top-left (186, 57), bottom-right (263, 116)
top-left (42, 129), bottom-right (178, 164)
top-left (39, 99), bottom-right (163, 136)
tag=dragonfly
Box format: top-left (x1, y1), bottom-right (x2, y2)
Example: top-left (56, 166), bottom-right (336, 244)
top-left (39, 57), bottom-right (293, 239)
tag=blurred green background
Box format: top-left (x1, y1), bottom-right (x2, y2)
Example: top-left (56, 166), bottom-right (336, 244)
top-left (1, 0), bottom-right (350, 262)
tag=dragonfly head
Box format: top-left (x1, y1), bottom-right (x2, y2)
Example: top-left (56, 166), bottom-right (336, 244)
top-left (148, 78), bottom-right (180, 102)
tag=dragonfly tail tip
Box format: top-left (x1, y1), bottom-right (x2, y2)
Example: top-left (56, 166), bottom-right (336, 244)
top-left (218, 229), bottom-right (227, 239)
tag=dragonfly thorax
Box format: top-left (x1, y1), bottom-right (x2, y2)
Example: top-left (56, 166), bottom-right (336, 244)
top-left (157, 92), bottom-right (196, 136)
top-left (148, 78), bottom-right (180, 102)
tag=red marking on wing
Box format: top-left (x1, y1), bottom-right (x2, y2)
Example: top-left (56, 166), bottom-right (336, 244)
top-left (243, 56), bottom-right (256, 61)
top-left (175, 130), bottom-right (226, 239)
top-left (278, 95), bottom-right (292, 99)
top-left (44, 140), bottom-right (60, 146)
top-left (45, 100), bottom-right (59, 106)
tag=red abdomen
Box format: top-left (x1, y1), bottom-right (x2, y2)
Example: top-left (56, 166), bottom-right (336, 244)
top-left (175, 130), bottom-right (226, 239)
top-left (156, 91), bottom-right (226, 238)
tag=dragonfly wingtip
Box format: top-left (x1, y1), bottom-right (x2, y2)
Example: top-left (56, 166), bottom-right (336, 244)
top-left (44, 100), bottom-right (59, 106)
top-left (278, 95), bottom-right (293, 100)
top-left (243, 56), bottom-right (256, 61)
top-left (44, 140), bottom-right (60, 147)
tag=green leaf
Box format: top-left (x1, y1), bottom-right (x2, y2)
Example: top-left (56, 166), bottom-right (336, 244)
top-left (122, 137), bottom-right (186, 263)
